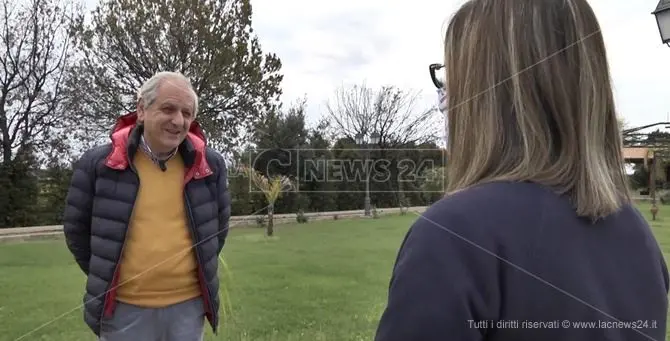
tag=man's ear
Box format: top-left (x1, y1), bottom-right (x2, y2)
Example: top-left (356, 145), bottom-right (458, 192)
top-left (136, 99), bottom-right (145, 123)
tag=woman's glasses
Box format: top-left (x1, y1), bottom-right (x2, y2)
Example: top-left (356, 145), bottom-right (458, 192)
top-left (429, 63), bottom-right (445, 89)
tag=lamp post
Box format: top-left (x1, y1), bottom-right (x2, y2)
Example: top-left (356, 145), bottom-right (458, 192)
top-left (652, 0), bottom-right (670, 46)
top-left (355, 132), bottom-right (380, 216)
top-left (651, 0), bottom-right (670, 216)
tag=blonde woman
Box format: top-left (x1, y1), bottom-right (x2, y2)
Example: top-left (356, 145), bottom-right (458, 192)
top-left (374, 0), bottom-right (669, 340)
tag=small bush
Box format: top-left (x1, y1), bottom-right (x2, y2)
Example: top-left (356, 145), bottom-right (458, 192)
top-left (296, 209), bottom-right (308, 223)
top-left (333, 214), bottom-right (339, 220)
top-left (660, 190), bottom-right (670, 205)
top-left (255, 215), bottom-right (266, 227)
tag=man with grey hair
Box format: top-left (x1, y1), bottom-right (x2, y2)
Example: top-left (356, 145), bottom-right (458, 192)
top-left (62, 71), bottom-right (231, 340)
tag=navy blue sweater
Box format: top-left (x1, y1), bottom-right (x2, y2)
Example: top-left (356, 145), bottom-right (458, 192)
top-left (375, 181), bottom-right (668, 341)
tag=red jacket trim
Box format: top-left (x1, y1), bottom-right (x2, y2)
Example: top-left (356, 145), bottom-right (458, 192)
top-left (103, 112), bottom-right (213, 181)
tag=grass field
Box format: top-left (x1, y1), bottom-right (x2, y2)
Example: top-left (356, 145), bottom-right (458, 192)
top-left (0, 203), bottom-right (669, 341)
top-left (0, 214), bottom-right (416, 341)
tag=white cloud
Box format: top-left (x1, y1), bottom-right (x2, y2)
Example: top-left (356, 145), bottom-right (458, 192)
top-left (251, 0), bottom-right (465, 126)
top-left (75, 0), bottom-right (670, 134)
top-left (251, 0), bottom-right (670, 132)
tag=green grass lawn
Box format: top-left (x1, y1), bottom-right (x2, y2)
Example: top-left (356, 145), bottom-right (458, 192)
top-left (1, 203), bottom-right (669, 341)
top-left (641, 202), bottom-right (670, 257)
top-left (0, 214), bottom-right (416, 341)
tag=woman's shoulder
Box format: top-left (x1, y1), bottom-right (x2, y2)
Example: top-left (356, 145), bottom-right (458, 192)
top-left (414, 180), bottom-right (614, 244)
top-left (417, 180), bottom-right (644, 243)
top-left (423, 181), bottom-right (558, 221)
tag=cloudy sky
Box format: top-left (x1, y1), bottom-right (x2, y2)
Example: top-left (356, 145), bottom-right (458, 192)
top-left (249, 0), bottom-right (670, 132)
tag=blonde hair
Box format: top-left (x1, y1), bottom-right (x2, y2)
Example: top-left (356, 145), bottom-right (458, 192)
top-left (442, 0), bottom-right (630, 220)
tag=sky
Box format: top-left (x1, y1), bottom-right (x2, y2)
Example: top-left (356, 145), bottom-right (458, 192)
top-left (74, 0), bottom-right (670, 135)
top-left (249, 0), bottom-right (670, 132)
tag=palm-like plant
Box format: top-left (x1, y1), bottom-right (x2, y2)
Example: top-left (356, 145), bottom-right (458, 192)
top-left (243, 166), bottom-right (295, 236)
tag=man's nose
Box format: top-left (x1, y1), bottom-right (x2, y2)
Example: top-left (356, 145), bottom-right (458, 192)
top-left (171, 113), bottom-right (184, 127)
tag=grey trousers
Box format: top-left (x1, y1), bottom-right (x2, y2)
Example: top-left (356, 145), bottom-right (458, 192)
top-left (99, 297), bottom-right (205, 341)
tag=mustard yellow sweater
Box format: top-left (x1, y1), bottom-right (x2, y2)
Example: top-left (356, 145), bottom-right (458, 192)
top-left (115, 151), bottom-right (201, 307)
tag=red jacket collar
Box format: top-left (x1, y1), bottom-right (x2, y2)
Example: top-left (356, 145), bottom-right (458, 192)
top-left (104, 112), bottom-right (213, 181)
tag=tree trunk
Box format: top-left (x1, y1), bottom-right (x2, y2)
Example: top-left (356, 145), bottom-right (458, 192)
top-left (267, 203), bottom-right (274, 236)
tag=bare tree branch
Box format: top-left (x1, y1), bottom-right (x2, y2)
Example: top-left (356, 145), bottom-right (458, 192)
top-left (0, 0), bottom-right (81, 164)
top-left (324, 83), bottom-right (441, 148)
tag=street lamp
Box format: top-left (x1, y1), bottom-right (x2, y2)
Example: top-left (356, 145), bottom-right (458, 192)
top-left (648, 1), bottom-right (670, 218)
top-left (355, 132), bottom-right (380, 216)
top-left (652, 0), bottom-right (670, 46)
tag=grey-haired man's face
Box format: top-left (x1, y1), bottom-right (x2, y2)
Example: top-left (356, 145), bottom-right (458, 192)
top-left (137, 78), bottom-right (196, 154)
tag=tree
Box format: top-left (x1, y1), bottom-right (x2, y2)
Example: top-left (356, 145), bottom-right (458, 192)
top-left (419, 166), bottom-right (446, 205)
top-left (244, 166), bottom-right (293, 236)
top-left (0, 144), bottom-right (40, 228)
top-left (322, 83), bottom-right (440, 148)
top-left (321, 84), bottom-right (443, 208)
top-left (0, 0), bottom-right (81, 165)
top-left (64, 0), bottom-right (283, 152)
top-left (618, 117), bottom-right (627, 132)
top-left (35, 154), bottom-right (74, 224)
top-left (251, 98), bottom-right (311, 214)
top-left (0, 0), bottom-right (80, 228)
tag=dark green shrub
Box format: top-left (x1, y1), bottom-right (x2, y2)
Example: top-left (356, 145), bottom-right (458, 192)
top-left (296, 209), bottom-right (308, 223)
top-left (255, 215), bottom-right (266, 227)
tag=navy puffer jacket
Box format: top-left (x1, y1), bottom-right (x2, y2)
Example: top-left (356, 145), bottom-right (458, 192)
top-left (62, 112), bottom-right (231, 336)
